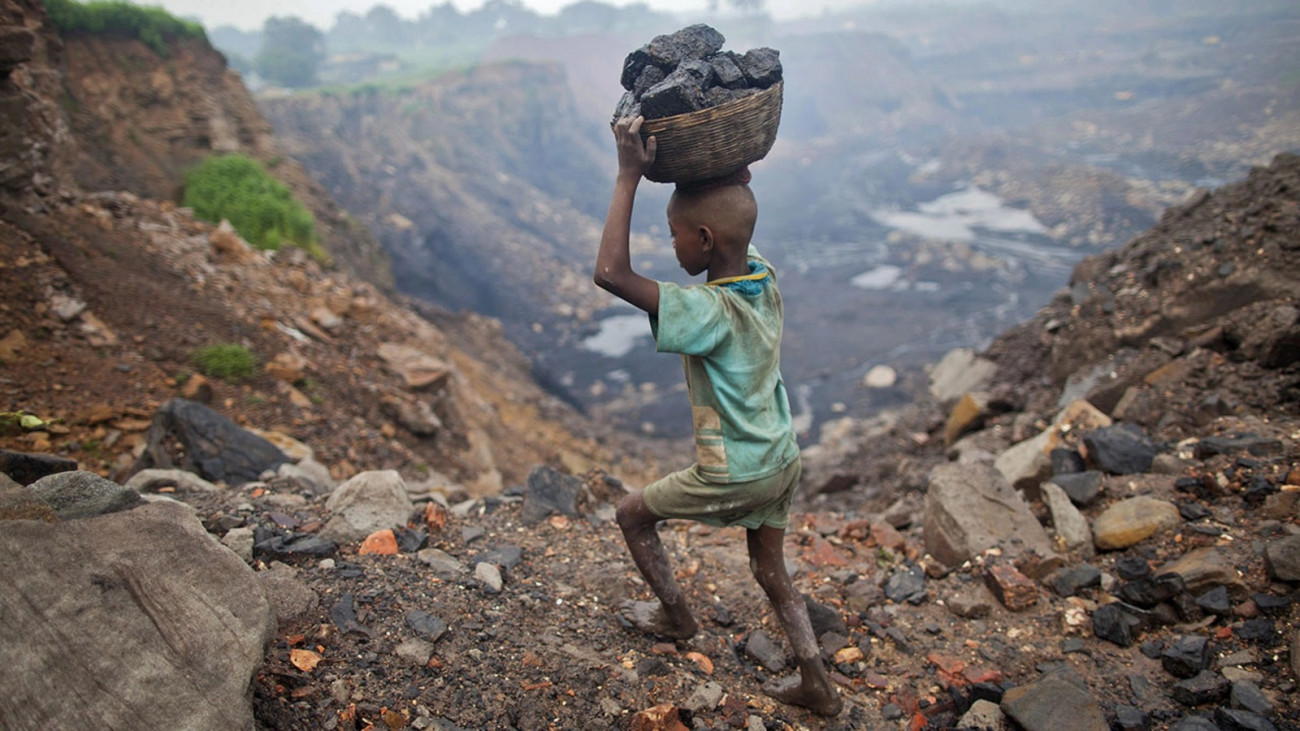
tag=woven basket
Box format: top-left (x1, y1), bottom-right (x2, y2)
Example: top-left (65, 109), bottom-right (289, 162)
top-left (638, 80), bottom-right (783, 184)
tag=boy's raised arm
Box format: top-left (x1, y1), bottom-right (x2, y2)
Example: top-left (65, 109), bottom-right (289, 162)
top-left (594, 116), bottom-right (660, 315)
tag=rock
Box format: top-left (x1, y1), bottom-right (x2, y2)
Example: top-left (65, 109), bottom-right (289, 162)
top-left (959, 699), bottom-right (1013, 730)
top-left (884, 563), bottom-right (927, 604)
top-left (381, 395), bottom-right (442, 436)
top-left (0, 448), bottom-right (77, 485)
top-left (222, 526), bottom-right (255, 562)
top-left (1000, 673), bottom-right (1109, 731)
top-left (1050, 448), bottom-right (1087, 475)
top-left (277, 458), bottom-right (336, 495)
top-left (1047, 471), bottom-right (1105, 507)
top-left (405, 609), bottom-right (448, 643)
top-left (923, 462), bottom-right (1058, 568)
top-left (1048, 565), bottom-right (1102, 597)
top-left (985, 563), bottom-right (1039, 611)
top-left (993, 429), bottom-right (1053, 495)
top-left (475, 562), bottom-right (503, 594)
top-left (1092, 602), bottom-right (1150, 647)
top-left (1118, 572), bottom-right (1185, 607)
top-left (1091, 496), bottom-right (1181, 550)
top-left (377, 343), bottom-right (451, 391)
top-left (929, 348), bottom-right (998, 402)
top-left (629, 703), bottom-right (689, 731)
top-left (1196, 586), bottom-right (1232, 615)
top-left (130, 398), bottom-right (289, 485)
top-left (1216, 708), bottom-right (1278, 731)
top-left (944, 392), bottom-right (987, 446)
top-left (395, 638), bottom-right (435, 667)
top-left (322, 470), bottom-right (413, 544)
top-left (521, 465), bottom-right (583, 525)
top-left (640, 68), bottom-right (705, 119)
top-left (947, 586), bottom-right (994, 619)
top-left (1263, 534), bottom-right (1300, 581)
top-left (804, 595), bottom-right (847, 637)
top-left (1238, 304), bottom-right (1300, 367)
top-left (1230, 680), bottom-right (1273, 715)
top-left (1083, 423), bottom-right (1159, 474)
top-left (1114, 705), bottom-right (1147, 731)
top-left (0, 501), bottom-right (274, 729)
top-left (28, 470), bottom-right (142, 520)
top-left (124, 468), bottom-right (219, 493)
top-left (474, 544), bottom-right (524, 572)
top-left (1172, 670), bottom-right (1230, 706)
top-left (1162, 635), bottom-right (1212, 678)
top-left (1170, 716), bottom-right (1222, 731)
top-left (254, 532), bottom-right (337, 559)
top-left (416, 547), bottom-right (465, 577)
top-left (0, 473), bottom-right (57, 522)
top-left (683, 681), bottom-right (725, 712)
top-left (330, 593), bottom-right (370, 636)
top-left (258, 562), bottom-right (319, 625)
top-left (645, 24), bottom-right (726, 68)
top-left (743, 629), bottom-right (785, 671)
top-left (208, 219), bottom-right (258, 264)
top-left (1194, 432), bottom-right (1284, 459)
top-left (1042, 482), bottom-right (1094, 556)
top-left (0, 26), bottom-right (36, 70)
top-left (1162, 547), bottom-right (1250, 597)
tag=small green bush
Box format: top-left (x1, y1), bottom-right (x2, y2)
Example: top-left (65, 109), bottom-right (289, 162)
top-left (43, 0), bottom-right (206, 57)
top-left (191, 344), bottom-right (257, 383)
top-left (183, 154), bottom-right (325, 260)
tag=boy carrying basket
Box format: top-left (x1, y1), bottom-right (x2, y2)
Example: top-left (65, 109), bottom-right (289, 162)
top-left (593, 115), bottom-right (842, 717)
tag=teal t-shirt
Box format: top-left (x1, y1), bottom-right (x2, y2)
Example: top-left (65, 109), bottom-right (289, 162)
top-left (650, 247), bottom-right (799, 483)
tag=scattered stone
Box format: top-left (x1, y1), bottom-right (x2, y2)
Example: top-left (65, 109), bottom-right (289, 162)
top-left (28, 470), bottom-right (141, 520)
top-left (1093, 602), bottom-right (1149, 647)
top-left (277, 458), bottom-right (336, 495)
top-left (1120, 573), bottom-right (1186, 607)
top-left (1000, 673), bottom-right (1109, 731)
top-left (884, 563), bottom-right (927, 604)
top-left (124, 468), bottom-right (219, 494)
top-left (416, 547), bottom-right (465, 576)
top-left (947, 586), bottom-right (994, 618)
top-left (395, 526), bottom-right (428, 553)
top-left (683, 681), bottom-right (724, 713)
top-left (923, 462), bottom-right (1058, 567)
top-left (1083, 423), bottom-right (1159, 474)
top-left (944, 392), bottom-right (986, 446)
top-left (0, 448), bottom-right (77, 486)
top-left (475, 562), bottom-right (503, 594)
top-left (130, 398), bottom-right (289, 484)
top-left (1042, 482), bottom-right (1094, 556)
top-left (985, 563), bottom-right (1038, 611)
top-left (1236, 618), bottom-right (1276, 644)
top-left (958, 699), bottom-right (1013, 730)
top-left (1114, 704), bottom-right (1147, 731)
top-left (1047, 471), bottom-right (1105, 507)
top-left (521, 465), bottom-right (583, 525)
top-left (1196, 586), bottom-right (1233, 615)
top-left (1194, 433), bottom-right (1284, 459)
top-left (804, 595), bottom-right (847, 637)
top-left (1170, 716), bottom-right (1222, 731)
top-left (1162, 635), bottom-right (1212, 678)
top-left (1262, 534), bottom-right (1300, 581)
top-left (628, 703), bottom-right (689, 731)
top-left (405, 609), bottom-right (448, 643)
top-left (1216, 708), bottom-right (1278, 731)
top-left (1092, 496), bottom-right (1181, 550)
top-left (1161, 547), bottom-right (1249, 597)
top-left (377, 343), bottom-right (451, 391)
top-left (930, 348), bottom-right (998, 402)
top-left (1115, 555), bottom-right (1153, 581)
top-left (1050, 448), bottom-right (1086, 475)
top-left (744, 629), bottom-right (785, 671)
top-left (330, 593), bottom-right (370, 636)
top-left (1230, 680), bottom-right (1273, 715)
top-left (1172, 670), bottom-right (1230, 706)
top-left (0, 501), bottom-right (275, 729)
top-left (359, 529), bottom-right (399, 555)
top-left (395, 638), bottom-right (435, 667)
top-left (222, 526), bottom-right (255, 562)
top-left (254, 532), bottom-right (337, 559)
top-left (1049, 565), bottom-right (1102, 597)
top-left (322, 470), bottom-right (413, 544)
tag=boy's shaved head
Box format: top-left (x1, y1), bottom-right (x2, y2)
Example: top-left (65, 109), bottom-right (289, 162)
top-left (667, 184), bottom-right (758, 252)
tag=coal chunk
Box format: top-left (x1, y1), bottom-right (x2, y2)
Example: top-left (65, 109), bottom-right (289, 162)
top-left (709, 51), bottom-right (745, 89)
top-left (1162, 634), bottom-right (1211, 678)
top-left (640, 69), bottom-right (705, 119)
top-left (740, 47), bottom-right (782, 87)
top-left (645, 23), bottom-right (725, 68)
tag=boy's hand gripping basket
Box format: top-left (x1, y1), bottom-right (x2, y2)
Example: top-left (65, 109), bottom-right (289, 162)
top-left (639, 80), bottom-right (783, 185)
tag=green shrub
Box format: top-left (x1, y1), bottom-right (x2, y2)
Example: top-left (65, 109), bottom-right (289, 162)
top-left (183, 154), bottom-right (325, 259)
top-left (43, 0), bottom-right (206, 57)
top-left (191, 343), bottom-right (257, 383)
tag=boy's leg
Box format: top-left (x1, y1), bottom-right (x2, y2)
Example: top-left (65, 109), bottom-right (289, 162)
top-left (746, 525), bottom-right (842, 716)
top-left (615, 491), bottom-right (699, 640)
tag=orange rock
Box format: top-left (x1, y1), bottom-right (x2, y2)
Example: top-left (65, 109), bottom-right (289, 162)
top-left (686, 651), bottom-right (714, 674)
top-left (805, 535), bottom-right (849, 568)
top-left (871, 521), bottom-right (906, 550)
top-left (424, 502), bottom-right (448, 532)
top-left (289, 648), bottom-right (322, 672)
top-left (358, 529), bottom-right (398, 555)
top-left (630, 703), bottom-right (688, 731)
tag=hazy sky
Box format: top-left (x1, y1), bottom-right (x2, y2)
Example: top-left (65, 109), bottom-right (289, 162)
top-left (148, 0), bottom-right (865, 31)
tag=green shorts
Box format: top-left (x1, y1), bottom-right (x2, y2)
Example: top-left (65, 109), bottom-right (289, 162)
top-left (642, 457), bottom-right (801, 530)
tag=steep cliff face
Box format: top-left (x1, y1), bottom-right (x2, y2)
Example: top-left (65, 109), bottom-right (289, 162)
top-left (260, 61), bottom-right (613, 330)
top-left (8, 3), bottom-right (393, 290)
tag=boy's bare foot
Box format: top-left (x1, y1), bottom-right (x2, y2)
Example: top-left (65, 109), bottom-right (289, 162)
top-left (616, 600), bottom-right (698, 640)
top-left (762, 674), bottom-right (843, 717)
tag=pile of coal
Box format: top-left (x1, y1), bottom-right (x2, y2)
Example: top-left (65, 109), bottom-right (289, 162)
top-left (612, 24), bottom-right (782, 123)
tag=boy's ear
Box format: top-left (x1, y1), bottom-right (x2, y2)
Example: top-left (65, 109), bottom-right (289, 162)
top-left (698, 225), bottom-right (715, 250)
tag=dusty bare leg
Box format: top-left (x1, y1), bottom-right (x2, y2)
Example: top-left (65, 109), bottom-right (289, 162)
top-left (615, 492), bottom-right (698, 640)
top-left (747, 525), bottom-right (842, 716)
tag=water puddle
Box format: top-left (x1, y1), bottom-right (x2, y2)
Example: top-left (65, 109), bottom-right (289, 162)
top-left (580, 313), bottom-right (652, 358)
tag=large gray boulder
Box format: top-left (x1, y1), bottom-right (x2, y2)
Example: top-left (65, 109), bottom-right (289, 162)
top-left (923, 462), bottom-right (1058, 568)
top-left (28, 470), bottom-right (142, 520)
top-left (0, 501), bottom-right (276, 730)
